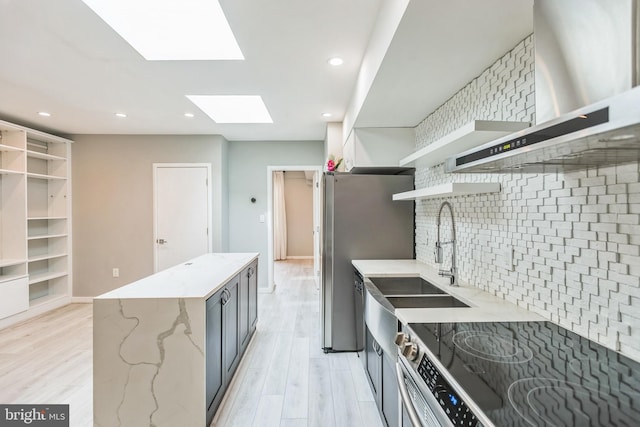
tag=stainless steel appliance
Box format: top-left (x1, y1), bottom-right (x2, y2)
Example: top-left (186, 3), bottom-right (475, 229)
top-left (446, 0), bottom-right (640, 173)
top-left (321, 171), bottom-right (414, 352)
top-left (445, 86), bottom-right (640, 173)
top-left (395, 321), bottom-right (640, 426)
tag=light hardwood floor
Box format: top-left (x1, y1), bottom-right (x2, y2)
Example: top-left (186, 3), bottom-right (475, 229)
top-left (0, 302), bottom-right (93, 426)
top-left (0, 260), bottom-right (382, 427)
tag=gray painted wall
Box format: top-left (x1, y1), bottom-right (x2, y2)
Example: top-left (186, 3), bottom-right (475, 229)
top-left (71, 134), bottom-right (228, 297)
top-left (228, 140), bottom-right (324, 288)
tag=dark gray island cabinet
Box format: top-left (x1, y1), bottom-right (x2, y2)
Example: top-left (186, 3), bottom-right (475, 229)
top-left (93, 253), bottom-right (259, 427)
top-left (205, 258), bottom-right (258, 425)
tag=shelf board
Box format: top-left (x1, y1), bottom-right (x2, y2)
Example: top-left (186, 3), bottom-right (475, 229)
top-left (26, 172), bottom-right (67, 180)
top-left (399, 120), bottom-right (530, 168)
top-left (28, 271), bottom-right (68, 285)
top-left (0, 143), bottom-right (24, 153)
top-left (28, 216), bottom-right (67, 221)
top-left (28, 253), bottom-right (68, 263)
top-left (28, 233), bottom-right (68, 241)
top-left (0, 168), bottom-right (23, 175)
top-left (28, 293), bottom-right (68, 308)
top-left (0, 259), bottom-right (26, 268)
top-left (0, 274), bottom-right (28, 284)
top-left (26, 150), bottom-right (66, 161)
top-left (393, 182), bottom-right (501, 201)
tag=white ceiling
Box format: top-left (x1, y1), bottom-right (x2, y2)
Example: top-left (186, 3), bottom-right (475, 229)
top-left (0, 0), bottom-right (534, 142)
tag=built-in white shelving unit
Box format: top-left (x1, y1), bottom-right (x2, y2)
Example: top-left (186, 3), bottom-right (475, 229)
top-left (393, 182), bottom-right (501, 201)
top-left (399, 120), bottom-right (530, 168)
top-left (0, 119), bottom-right (72, 326)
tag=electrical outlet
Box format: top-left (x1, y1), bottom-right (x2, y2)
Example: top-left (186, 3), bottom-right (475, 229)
top-left (112, 268), bottom-right (120, 278)
top-left (501, 245), bottom-right (514, 270)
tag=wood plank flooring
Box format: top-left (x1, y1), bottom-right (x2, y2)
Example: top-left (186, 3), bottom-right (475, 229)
top-left (213, 260), bottom-right (382, 427)
top-left (0, 302), bottom-right (93, 426)
top-left (0, 260), bottom-right (382, 427)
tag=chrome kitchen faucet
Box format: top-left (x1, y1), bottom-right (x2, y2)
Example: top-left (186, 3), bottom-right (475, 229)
top-left (435, 201), bottom-right (457, 286)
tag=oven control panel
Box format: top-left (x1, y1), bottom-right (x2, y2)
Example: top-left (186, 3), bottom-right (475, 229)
top-left (417, 355), bottom-right (481, 426)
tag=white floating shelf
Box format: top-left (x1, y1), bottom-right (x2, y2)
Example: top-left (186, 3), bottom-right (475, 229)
top-left (399, 120), bottom-right (530, 168)
top-left (393, 182), bottom-right (501, 201)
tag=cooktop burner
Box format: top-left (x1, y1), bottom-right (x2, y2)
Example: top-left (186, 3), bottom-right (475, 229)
top-left (408, 321), bottom-right (640, 426)
top-left (452, 330), bottom-right (534, 364)
top-left (508, 378), bottom-right (628, 426)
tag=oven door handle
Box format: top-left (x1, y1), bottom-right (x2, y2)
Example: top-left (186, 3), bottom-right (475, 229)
top-left (396, 361), bottom-right (423, 427)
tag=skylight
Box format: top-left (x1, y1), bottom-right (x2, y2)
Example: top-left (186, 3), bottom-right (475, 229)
top-left (186, 95), bottom-right (273, 123)
top-left (81, 0), bottom-right (244, 60)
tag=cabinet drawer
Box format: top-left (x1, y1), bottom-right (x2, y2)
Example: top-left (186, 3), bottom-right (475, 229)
top-left (0, 276), bottom-right (29, 319)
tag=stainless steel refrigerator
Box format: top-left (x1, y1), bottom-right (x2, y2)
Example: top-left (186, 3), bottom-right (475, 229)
top-left (321, 170), bottom-right (415, 352)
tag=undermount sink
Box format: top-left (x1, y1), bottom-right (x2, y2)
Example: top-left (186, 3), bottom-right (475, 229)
top-left (369, 277), bottom-right (446, 295)
top-left (385, 295), bottom-right (469, 309)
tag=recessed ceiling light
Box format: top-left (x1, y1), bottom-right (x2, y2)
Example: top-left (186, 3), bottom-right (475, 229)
top-left (186, 95), bottom-right (273, 123)
top-left (184, 113), bottom-right (195, 118)
top-left (37, 111), bottom-right (51, 117)
top-left (115, 112), bottom-right (127, 118)
top-left (328, 57), bottom-right (344, 66)
top-left (80, 0), bottom-right (244, 61)
top-left (322, 113), bottom-right (333, 118)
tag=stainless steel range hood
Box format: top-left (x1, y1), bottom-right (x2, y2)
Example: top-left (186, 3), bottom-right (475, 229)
top-left (445, 87), bottom-right (640, 173)
top-left (446, 0), bottom-right (640, 173)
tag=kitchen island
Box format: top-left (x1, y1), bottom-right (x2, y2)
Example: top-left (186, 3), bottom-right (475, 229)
top-left (93, 252), bottom-right (259, 427)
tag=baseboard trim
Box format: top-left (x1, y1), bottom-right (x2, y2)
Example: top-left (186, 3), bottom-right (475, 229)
top-left (259, 285), bottom-right (275, 294)
top-left (285, 256), bottom-right (313, 260)
top-left (71, 297), bottom-right (94, 303)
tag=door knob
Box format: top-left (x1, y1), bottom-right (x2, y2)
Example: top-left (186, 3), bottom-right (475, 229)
top-left (156, 238), bottom-right (168, 244)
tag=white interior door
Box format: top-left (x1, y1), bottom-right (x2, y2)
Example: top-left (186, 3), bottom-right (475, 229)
top-left (154, 164), bottom-right (211, 272)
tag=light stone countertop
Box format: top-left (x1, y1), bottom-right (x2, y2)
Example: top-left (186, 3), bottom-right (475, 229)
top-left (352, 259), bottom-right (544, 324)
top-left (95, 252), bottom-right (259, 300)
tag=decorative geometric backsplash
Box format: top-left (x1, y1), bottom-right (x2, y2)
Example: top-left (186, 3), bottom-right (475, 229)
top-left (413, 35), bottom-right (640, 362)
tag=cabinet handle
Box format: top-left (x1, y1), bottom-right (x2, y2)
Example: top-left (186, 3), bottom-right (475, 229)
top-left (248, 267), bottom-right (254, 277)
top-left (374, 341), bottom-right (383, 356)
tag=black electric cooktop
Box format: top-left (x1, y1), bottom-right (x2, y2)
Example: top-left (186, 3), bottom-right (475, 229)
top-left (409, 321), bottom-right (640, 426)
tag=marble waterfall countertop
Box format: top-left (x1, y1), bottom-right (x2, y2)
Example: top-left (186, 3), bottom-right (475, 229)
top-left (93, 252), bottom-right (258, 427)
top-left (352, 259), bottom-right (543, 324)
top-left (95, 252), bottom-right (259, 300)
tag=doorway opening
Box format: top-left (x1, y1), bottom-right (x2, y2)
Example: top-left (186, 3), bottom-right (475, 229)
top-left (266, 166), bottom-right (323, 292)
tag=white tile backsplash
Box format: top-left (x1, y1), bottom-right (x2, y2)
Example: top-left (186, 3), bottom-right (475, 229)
top-left (413, 35), bottom-right (640, 362)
